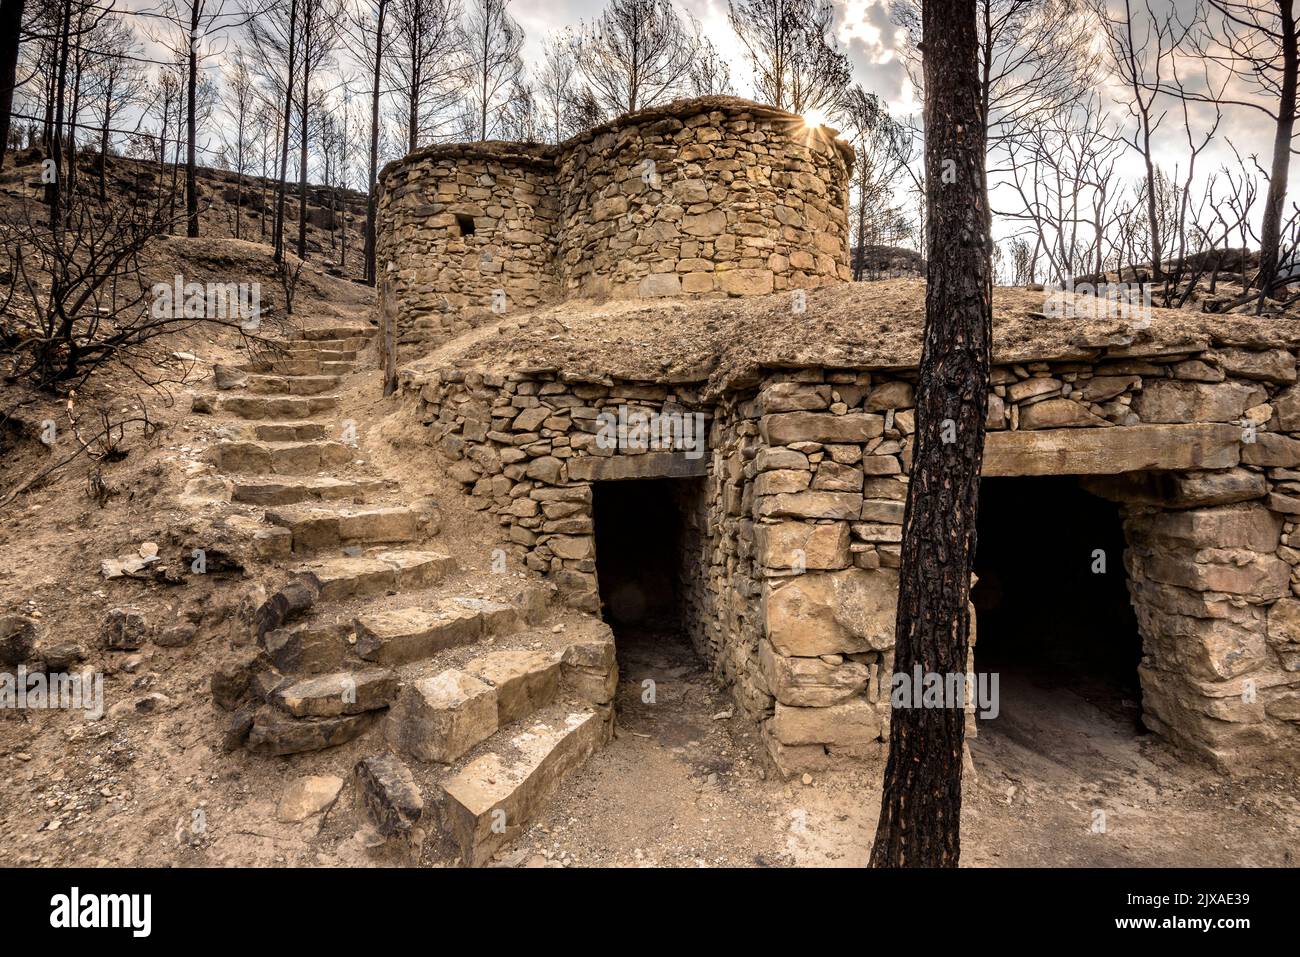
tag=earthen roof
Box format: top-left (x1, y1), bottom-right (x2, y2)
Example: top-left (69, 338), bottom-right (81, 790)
top-left (421, 280), bottom-right (1300, 398)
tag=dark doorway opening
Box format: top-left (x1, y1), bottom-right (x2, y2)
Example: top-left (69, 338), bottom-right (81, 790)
top-left (972, 475), bottom-right (1144, 730)
top-left (592, 477), bottom-right (711, 719)
top-left (593, 478), bottom-right (690, 638)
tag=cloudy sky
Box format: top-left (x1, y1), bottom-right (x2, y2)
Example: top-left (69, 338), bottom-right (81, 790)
top-left (75, 0), bottom-right (1290, 247)
top-left (511, 0), bottom-right (916, 113)
top-left (507, 0), bottom-right (1289, 243)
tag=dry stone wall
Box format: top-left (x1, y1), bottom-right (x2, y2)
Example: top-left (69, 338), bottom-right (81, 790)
top-left (552, 104), bottom-right (851, 300)
top-left (377, 98), bottom-right (852, 354)
top-left (403, 337), bottom-right (1300, 777)
top-left (377, 145), bottom-right (559, 349)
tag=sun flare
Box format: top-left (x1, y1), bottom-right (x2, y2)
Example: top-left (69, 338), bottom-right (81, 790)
top-left (802, 107), bottom-right (830, 129)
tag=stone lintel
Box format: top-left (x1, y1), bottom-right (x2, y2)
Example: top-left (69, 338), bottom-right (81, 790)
top-left (982, 424), bottom-right (1241, 477)
top-left (567, 451), bottom-right (709, 482)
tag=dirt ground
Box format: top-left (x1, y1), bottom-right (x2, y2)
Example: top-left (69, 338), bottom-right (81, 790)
top-left (506, 630), bottom-right (1300, 868)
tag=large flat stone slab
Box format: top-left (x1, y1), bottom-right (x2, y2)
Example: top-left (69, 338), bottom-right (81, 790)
top-left (568, 450), bottom-right (708, 481)
top-left (355, 604), bottom-right (485, 664)
top-left (439, 708), bottom-right (607, 866)
top-left (272, 668), bottom-right (397, 717)
top-left (981, 424), bottom-right (1241, 476)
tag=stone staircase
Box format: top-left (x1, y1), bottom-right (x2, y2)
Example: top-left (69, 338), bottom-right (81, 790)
top-left (197, 321), bottom-right (616, 866)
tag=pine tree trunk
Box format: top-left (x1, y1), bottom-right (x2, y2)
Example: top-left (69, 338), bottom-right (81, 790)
top-left (1256, 0), bottom-right (1297, 298)
top-left (869, 0), bottom-right (992, 869)
top-left (296, 5), bottom-right (312, 261)
top-left (98, 75), bottom-right (112, 200)
top-left (273, 0), bottom-right (299, 263)
top-left (364, 0), bottom-right (385, 286)
top-left (0, 0), bottom-right (24, 171)
top-left (186, 3), bottom-right (199, 238)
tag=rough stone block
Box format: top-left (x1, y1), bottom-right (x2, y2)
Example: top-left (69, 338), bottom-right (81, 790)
top-left (354, 754), bottom-right (423, 836)
top-left (465, 649), bottom-right (561, 724)
top-left (771, 699), bottom-right (882, 747)
top-left (387, 669), bottom-right (499, 764)
top-left (760, 412), bottom-right (884, 445)
top-left (763, 568), bottom-right (897, 656)
top-left (758, 640), bottom-right (872, 706)
top-left (755, 521), bottom-right (850, 570)
top-left (1132, 380), bottom-right (1266, 423)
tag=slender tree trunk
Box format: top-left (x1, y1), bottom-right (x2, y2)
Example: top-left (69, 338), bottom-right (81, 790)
top-left (0, 0), bottom-right (25, 170)
top-left (1257, 0), bottom-right (1297, 295)
top-left (98, 76), bottom-right (113, 200)
top-left (235, 126), bottom-right (244, 241)
top-left (66, 40), bottom-right (82, 198)
top-left (296, 4), bottom-right (312, 260)
top-left (1141, 126), bottom-right (1161, 280)
top-left (408, 46), bottom-right (418, 153)
top-left (364, 0), bottom-right (386, 285)
top-left (273, 0), bottom-right (300, 263)
top-left (186, 1), bottom-right (200, 238)
top-left (338, 186), bottom-right (345, 266)
top-left (48, 0), bottom-right (72, 227)
top-left (870, 0), bottom-right (992, 869)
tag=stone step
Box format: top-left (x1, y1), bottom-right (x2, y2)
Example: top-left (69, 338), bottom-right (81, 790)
top-left (216, 440), bottom-right (356, 474)
top-left (465, 648), bottom-right (563, 726)
top-left (245, 706), bottom-right (377, 756)
top-left (263, 619), bottom-right (351, 673)
top-left (287, 343), bottom-right (361, 358)
top-left (298, 326), bottom-right (373, 342)
top-left (266, 505), bottom-right (422, 552)
top-left (214, 365), bottom-right (341, 395)
top-left (271, 667), bottom-right (397, 718)
top-left (385, 622), bottom-right (610, 765)
top-left (438, 705), bottom-right (609, 866)
top-left (244, 373), bottom-right (343, 396)
top-left (354, 597), bottom-right (527, 666)
top-left (252, 421), bottom-right (328, 442)
top-left (293, 550), bottom-right (457, 602)
top-left (231, 475), bottom-right (391, 506)
top-left (193, 394), bottom-right (340, 420)
top-left (241, 358), bottom-right (356, 377)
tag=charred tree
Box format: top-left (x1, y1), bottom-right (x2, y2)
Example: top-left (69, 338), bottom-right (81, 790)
top-left (869, 0), bottom-right (992, 868)
top-left (0, 0), bottom-right (25, 171)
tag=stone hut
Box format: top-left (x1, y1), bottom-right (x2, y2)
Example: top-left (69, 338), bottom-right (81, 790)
top-left (377, 96), bottom-right (853, 354)
top-left (379, 98), bottom-right (1300, 779)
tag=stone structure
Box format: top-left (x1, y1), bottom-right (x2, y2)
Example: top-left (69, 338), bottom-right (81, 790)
top-left (402, 337), bottom-right (1300, 777)
top-left (377, 97), bottom-right (853, 352)
top-left (382, 96), bottom-right (1300, 779)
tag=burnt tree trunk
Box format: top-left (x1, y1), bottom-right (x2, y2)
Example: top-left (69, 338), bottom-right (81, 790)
top-left (0, 0), bottom-right (25, 171)
top-left (186, 1), bottom-right (200, 238)
top-left (1256, 0), bottom-right (1297, 298)
top-left (296, 1), bottom-right (312, 261)
top-left (363, 0), bottom-right (387, 286)
top-left (273, 0), bottom-right (300, 264)
top-left (97, 74), bottom-right (113, 200)
top-left (869, 0), bottom-right (992, 869)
